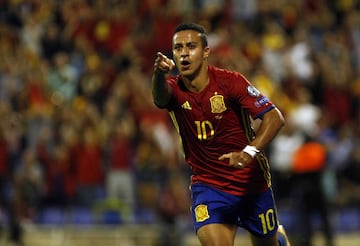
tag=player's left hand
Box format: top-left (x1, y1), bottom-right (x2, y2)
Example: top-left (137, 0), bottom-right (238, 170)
top-left (218, 151), bottom-right (253, 169)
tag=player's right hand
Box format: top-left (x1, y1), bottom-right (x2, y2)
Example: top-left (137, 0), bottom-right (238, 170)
top-left (154, 52), bottom-right (175, 74)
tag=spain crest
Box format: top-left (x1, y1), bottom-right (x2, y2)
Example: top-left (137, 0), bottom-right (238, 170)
top-left (210, 94), bottom-right (226, 114)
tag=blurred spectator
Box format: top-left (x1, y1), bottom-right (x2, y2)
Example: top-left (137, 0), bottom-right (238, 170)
top-left (73, 121), bottom-right (104, 207)
top-left (0, 126), bottom-right (9, 234)
top-left (13, 148), bottom-right (44, 219)
top-left (44, 143), bottom-right (75, 207)
top-left (19, 10), bottom-right (45, 57)
top-left (40, 21), bottom-right (71, 62)
top-left (103, 111), bottom-right (136, 223)
top-left (230, 0), bottom-right (257, 21)
top-left (11, 148), bottom-right (44, 244)
top-left (336, 123), bottom-right (360, 207)
top-left (157, 172), bottom-right (191, 246)
top-left (261, 19), bottom-right (288, 83)
top-left (133, 119), bottom-right (167, 224)
top-left (288, 87), bottom-right (321, 137)
top-left (284, 24), bottom-right (314, 83)
top-left (269, 121), bottom-right (304, 203)
top-left (91, 1), bottom-right (135, 56)
top-left (47, 51), bottom-right (79, 103)
top-left (291, 137), bottom-right (334, 246)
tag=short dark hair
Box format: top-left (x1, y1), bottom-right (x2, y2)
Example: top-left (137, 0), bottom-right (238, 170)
top-left (174, 23), bottom-right (208, 47)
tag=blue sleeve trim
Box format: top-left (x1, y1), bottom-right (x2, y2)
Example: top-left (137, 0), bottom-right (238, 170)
top-left (253, 105), bottom-right (275, 119)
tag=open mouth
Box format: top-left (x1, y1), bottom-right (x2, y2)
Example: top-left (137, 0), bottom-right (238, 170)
top-left (180, 60), bottom-right (191, 69)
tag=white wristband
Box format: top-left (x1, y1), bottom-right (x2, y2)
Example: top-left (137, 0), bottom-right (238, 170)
top-left (242, 145), bottom-right (260, 158)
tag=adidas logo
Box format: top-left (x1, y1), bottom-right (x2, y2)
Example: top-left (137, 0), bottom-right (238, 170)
top-left (181, 101), bottom-right (192, 110)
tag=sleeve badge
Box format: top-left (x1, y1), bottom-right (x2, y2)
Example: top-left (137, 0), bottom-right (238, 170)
top-left (247, 85), bottom-right (260, 97)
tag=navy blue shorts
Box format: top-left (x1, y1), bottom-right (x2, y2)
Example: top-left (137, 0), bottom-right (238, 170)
top-left (190, 183), bottom-right (279, 238)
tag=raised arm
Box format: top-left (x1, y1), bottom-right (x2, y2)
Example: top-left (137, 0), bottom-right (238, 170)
top-left (152, 52), bottom-right (175, 107)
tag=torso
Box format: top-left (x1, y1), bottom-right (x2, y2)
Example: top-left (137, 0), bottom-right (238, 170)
top-left (165, 66), bottom-right (275, 195)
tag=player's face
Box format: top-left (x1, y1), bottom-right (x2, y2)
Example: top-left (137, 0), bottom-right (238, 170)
top-left (172, 30), bottom-right (209, 77)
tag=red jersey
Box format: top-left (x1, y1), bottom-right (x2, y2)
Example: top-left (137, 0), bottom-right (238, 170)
top-left (163, 66), bottom-right (275, 196)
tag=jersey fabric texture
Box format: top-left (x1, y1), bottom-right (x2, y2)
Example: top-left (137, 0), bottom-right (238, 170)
top-left (161, 65), bottom-right (276, 196)
top-left (190, 183), bottom-right (279, 237)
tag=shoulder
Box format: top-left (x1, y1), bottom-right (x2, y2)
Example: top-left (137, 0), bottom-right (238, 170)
top-left (209, 66), bottom-right (250, 95)
top-left (167, 75), bottom-right (180, 87)
top-left (166, 75), bottom-right (188, 93)
top-left (209, 66), bottom-right (248, 84)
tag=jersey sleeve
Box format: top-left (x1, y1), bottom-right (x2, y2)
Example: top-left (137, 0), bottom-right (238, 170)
top-left (153, 76), bottom-right (179, 110)
top-left (165, 77), bottom-right (180, 110)
top-left (217, 69), bottom-right (275, 119)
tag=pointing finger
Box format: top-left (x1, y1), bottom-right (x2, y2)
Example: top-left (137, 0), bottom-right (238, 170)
top-left (158, 52), bottom-right (175, 66)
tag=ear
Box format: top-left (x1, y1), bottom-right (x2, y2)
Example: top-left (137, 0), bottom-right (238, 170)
top-left (203, 46), bottom-right (210, 59)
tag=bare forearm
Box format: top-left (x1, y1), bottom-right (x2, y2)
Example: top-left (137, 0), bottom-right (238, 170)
top-left (250, 107), bottom-right (285, 150)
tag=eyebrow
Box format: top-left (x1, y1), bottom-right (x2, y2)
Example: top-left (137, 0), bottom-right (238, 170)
top-left (174, 41), bottom-right (198, 46)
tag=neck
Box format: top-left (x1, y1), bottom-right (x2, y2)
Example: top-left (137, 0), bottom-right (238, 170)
top-left (183, 64), bottom-right (209, 93)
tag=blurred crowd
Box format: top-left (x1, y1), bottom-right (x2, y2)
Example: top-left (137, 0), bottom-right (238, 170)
top-left (0, 0), bottom-right (360, 245)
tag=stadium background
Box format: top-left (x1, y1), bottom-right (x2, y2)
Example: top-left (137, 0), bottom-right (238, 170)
top-left (0, 0), bottom-right (359, 245)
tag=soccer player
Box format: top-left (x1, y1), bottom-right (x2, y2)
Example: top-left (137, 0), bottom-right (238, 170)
top-left (152, 23), bottom-right (290, 246)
